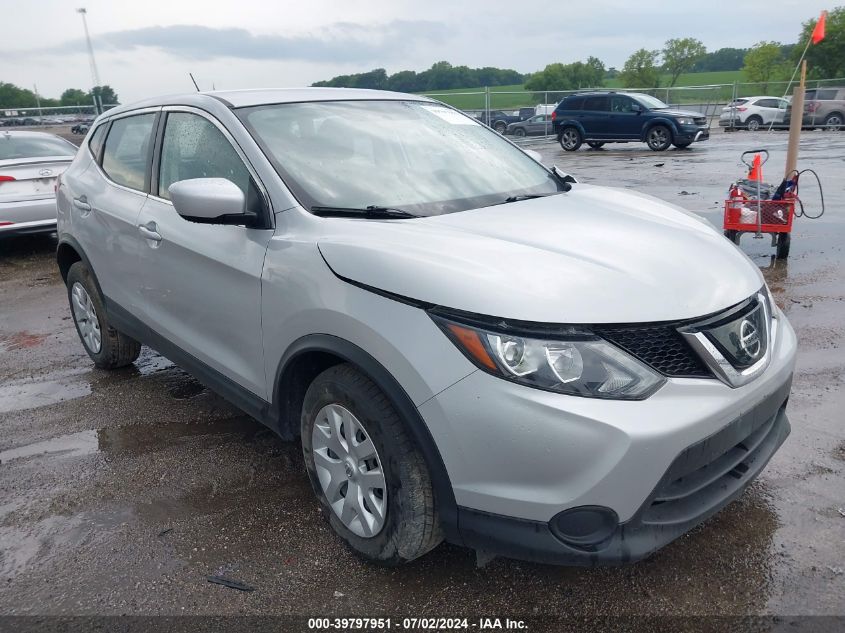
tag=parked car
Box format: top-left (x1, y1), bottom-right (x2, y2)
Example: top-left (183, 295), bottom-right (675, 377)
top-left (505, 114), bottom-right (553, 137)
top-left (476, 109), bottom-right (529, 133)
top-left (57, 88), bottom-right (795, 566)
top-left (552, 92), bottom-right (710, 151)
top-left (0, 130), bottom-right (78, 237)
top-left (784, 87), bottom-right (845, 130)
top-left (718, 96), bottom-right (789, 130)
top-left (71, 123), bottom-right (90, 135)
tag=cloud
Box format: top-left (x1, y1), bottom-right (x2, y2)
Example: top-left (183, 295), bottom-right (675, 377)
top-left (12, 21), bottom-right (450, 64)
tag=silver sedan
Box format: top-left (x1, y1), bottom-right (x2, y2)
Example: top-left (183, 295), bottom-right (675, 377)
top-left (1, 130), bottom-right (78, 237)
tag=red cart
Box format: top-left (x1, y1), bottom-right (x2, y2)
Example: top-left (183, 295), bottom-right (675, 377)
top-left (723, 149), bottom-right (794, 259)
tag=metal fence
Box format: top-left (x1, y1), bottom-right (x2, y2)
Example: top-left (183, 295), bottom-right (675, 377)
top-left (422, 77), bottom-right (845, 139)
top-left (1, 103), bottom-right (119, 126)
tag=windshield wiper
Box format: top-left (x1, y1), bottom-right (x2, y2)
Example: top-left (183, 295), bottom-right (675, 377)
top-left (310, 205), bottom-right (418, 219)
top-left (502, 193), bottom-right (559, 203)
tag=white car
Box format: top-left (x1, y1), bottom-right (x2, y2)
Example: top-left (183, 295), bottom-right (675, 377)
top-left (57, 89), bottom-right (796, 566)
top-left (719, 96), bottom-right (789, 130)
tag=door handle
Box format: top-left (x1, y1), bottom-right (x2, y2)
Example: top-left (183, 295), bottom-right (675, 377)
top-left (138, 222), bottom-right (162, 242)
top-left (72, 196), bottom-right (91, 212)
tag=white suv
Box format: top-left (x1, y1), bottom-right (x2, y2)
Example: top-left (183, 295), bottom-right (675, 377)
top-left (719, 96), bottom-right (789, 130)
top-left (56, 89), bottom-right (796, 566)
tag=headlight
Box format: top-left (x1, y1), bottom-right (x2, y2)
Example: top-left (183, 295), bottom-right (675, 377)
top-left (675, 117), bottom-right (695, 126)
top-left (430, 313), bottom-right (666, 400)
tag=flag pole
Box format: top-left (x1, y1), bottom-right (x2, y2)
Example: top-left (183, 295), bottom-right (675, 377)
top-left (784, 59), bottom-right (806, 179)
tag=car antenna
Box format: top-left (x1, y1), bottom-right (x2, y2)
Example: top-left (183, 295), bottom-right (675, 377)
top-left (189, 73), bottom-right (200, 92)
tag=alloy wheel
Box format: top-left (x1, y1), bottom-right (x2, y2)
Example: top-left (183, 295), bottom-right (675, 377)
top-left (71, 282), bottom-right (102, 354)
top-left (312, 403), bottom-right (387, 538)
top-left (826, 115), bottom-right (842, 130)
top-left (747, 118), bottom-right (761, 131)
top-left (562, 129), bottom-right (579, 150)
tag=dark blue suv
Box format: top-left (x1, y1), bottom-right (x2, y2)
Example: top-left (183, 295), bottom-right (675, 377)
top-left (551, 92), bottom-right (710, 151)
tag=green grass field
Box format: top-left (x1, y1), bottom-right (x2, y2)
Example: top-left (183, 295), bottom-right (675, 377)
top-left (421, 71), bottom-right (746, 109)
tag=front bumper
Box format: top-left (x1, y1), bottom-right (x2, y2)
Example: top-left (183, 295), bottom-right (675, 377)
top-left (418, 308), bottom-right (796, 564)
top-left (457, 379), bottom-right (790, 565)
top-left (675, 126), bottom-right (710, 143)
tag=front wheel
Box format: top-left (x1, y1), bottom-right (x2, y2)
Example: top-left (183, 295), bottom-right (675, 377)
top-left (560, 127), bottom-right (583, 151)
top-left (586, 141), bottom-right (605, 149)
top-left (646, 125), bottom-right (672, 151)
top-left (301, 364), bottom-right (443, 565)
top-left (513, 128), bottom-right (527, 137)
top-left (824, 113), bottom-right (843, 131)
top-left (66, 262), bottom-right (141, 369)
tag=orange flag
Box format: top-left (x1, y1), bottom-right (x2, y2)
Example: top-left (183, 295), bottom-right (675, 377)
top-left (812, 11), bottom-right (827, 44)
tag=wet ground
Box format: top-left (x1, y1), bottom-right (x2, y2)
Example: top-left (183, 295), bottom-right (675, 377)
top-left (0, 130), bottom-right (844, 623)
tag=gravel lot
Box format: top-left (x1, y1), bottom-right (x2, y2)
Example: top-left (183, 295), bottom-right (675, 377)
top-left (1, 129), bottom-right (844, 627)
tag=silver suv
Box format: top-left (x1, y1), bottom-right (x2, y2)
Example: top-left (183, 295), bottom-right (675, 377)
top-left (57, 89), bottom-right (797, 566)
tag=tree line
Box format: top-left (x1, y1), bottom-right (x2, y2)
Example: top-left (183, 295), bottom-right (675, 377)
top-left (311, 61), bottom-right (525, 92)
top-left (0, 83), bottom-right (119, 109)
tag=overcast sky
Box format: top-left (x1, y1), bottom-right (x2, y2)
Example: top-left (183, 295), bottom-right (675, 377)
top-left (3, 0), bottom-right (830, 103)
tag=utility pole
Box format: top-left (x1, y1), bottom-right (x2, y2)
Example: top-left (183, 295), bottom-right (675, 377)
top-left (77, 8), bottom-right (103, 113)
top-left (33, 84), bottom-right (43, 118)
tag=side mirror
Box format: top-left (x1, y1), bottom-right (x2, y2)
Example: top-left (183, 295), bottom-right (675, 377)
top-left (168, 178), bottom-right (253, 226)
top-left (524, 149), bottom-right (543, 163)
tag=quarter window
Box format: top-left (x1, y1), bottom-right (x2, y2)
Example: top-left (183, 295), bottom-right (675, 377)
top-left (158, 112), bottom-right (252, 202)
top-left (101, 113), bottom-right (157, 191)
top-left (88, 123), bottom-right (108, 162)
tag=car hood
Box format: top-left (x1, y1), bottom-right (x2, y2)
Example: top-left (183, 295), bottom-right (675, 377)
top-left (653, 108), bottom-right (703, 119)
top-left (316, 185), bottom-right (763, 324)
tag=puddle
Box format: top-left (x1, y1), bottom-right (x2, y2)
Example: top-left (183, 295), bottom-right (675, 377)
top-left (0, 377), bottom-right (91, 413)
top-left (0, 416), bottom-right (262, 464)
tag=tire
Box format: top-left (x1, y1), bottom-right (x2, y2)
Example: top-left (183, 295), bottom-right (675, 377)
top-left (494, 121), bottom-right (507, 134)
top-left (559, 127), bottom-right (582, 151)
top-left (724, 230), bottom-right (740, 245)
top-left (301, 363), bottom-right (443, 565)
top-left (586, 141), bottom-right (605, 149)
top-left (646, 125), bottom-right (672, 151)
top-left (673, 141), bottom-right (692, 149)
top-left (746, 115), bottom-right (763, 132)
top-left (776, 232), bottom-right (791, 259)
top-left (513, 128), bottom-right (527, 137)
top-left (824, 113), bottom-right (843, 131)
top-left (66, 262), bottom-right (141, 369)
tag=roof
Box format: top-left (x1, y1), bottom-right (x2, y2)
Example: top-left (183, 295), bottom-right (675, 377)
top-left (203, 87), bottom-right (433, 108)
top-left (102, 87), bottom-right (434, 119)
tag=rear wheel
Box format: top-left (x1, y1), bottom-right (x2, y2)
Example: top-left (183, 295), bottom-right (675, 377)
top-left (560, 127), bottom-right (582, 151)
top-left (586, 141), bottom-right (605, 149)
top-left (746, 115), bottom-right (763, 131)
top-left (301, 364), bottom-right (443, 565)
top-left (646, 125), bottom-right (672, 151)
top-left (494, 121), bottom-right (507, 134)
top-left (66, 262), bottom-right (141, 369)
top-left (776, 232), bottom-right (791, 259)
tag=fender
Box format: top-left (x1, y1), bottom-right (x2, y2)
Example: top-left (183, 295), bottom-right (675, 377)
top-left (273, 334), bottom-right (461, 542)
top-left (640, 116), bottom-right (679, 142)
top-left (554, 119), bottom-right (586, 140)
top-left (56, 235), bottom-right (106, 301)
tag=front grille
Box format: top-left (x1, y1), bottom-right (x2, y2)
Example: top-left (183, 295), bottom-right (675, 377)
top-left (641, 392), bottom-right (789, 527)
top-left (595, 324), bottom-right (711, 378)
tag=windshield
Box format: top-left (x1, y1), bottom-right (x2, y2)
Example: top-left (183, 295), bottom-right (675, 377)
top-left (238, 100), bottom-right (563, 216)
top-left (632, 94), bottom-right (669, 110)
top-left (0, 134), bottom-right (77, 160)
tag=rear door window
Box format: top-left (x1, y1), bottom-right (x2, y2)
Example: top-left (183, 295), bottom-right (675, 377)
top-left (582, 96), bottom-right (609, 111)
top-left (101, 113), bottom-right (157, 191)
